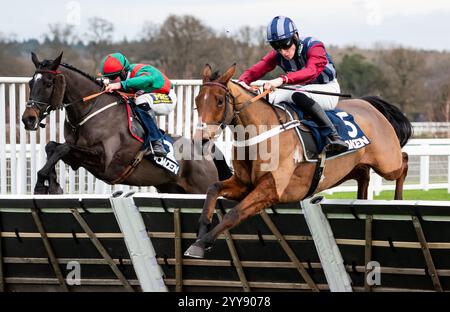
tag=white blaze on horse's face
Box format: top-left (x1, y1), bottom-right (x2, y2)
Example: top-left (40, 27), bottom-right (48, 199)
top-left (202, 90), bottom-right (210, 102)
top-left (34, 73), bottom-right (43, 82)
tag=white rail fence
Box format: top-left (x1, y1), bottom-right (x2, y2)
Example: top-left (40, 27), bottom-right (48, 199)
top-left (1, 77), bottom-right (449, 196)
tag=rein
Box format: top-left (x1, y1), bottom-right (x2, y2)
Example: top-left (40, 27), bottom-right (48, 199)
top-left (64, 90), bottom-right (134, 131)
top-left (199, 82), bottom-right (273, 134)
top-left (28, 67), bottom-right (134, 129)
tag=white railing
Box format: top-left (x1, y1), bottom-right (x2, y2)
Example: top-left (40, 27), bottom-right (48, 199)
top-left (324, 139), bottom-right (450, 198)
top-left (411, 122), bottom-right (450, 137)
top-left (0, 78), bottom-right (204, 194)
top-left (1, 77), bottom-right (449, 196)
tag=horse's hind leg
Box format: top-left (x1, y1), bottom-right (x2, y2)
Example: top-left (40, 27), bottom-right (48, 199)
top-left (333, 165), bottom-right (371, 199)
top-left (355, 166), bottom-right (371, 199)
top-left (185, 174), bottom-right (277, 259)
top-left (394, 152), bottom-right (409, 200)
top-left (35, 142), bottom-right (70, 194)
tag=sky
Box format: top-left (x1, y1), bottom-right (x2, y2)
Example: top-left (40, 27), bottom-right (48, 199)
top-left (1, 0), bottom-right (450, 51)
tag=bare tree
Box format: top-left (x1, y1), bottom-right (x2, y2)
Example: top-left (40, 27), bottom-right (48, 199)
top-left (156, 15), bottom-right (215, 78)
top-left (46, 23), bottom-right (78, 45)
top-left (378, 47), bottom-right (425, 115)
top-left (85, 17), bottom-right (114, 72)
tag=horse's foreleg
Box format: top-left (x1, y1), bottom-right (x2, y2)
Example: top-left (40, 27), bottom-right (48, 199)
top-left (185, 174), bottom-right (278, 259)
top-left (46, 142), bottom-right (65, 194)
top-left (35, 143), bottom-right (71, 194)
top-left (197, 176), bottom-right (250, 239)
top-left (394, 152), bottom-right (409, 200)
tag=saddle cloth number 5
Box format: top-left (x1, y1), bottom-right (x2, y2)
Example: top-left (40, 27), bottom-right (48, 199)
top-left (336, 111), bottom-right (358, 138)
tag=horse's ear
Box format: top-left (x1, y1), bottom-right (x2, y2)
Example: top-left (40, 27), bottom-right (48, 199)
top-left (49, 52), bottom-right (63, 70)
top-left (51, 74), bottom-right (66, 108)
top-left (202, 64), bottom-right (212, 83)
top-left (31, 52), bottom-right (40, 68)
top-left (218, 63), bottom-right (236, 85)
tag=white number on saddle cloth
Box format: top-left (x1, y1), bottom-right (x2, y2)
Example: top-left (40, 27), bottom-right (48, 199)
top-left (335, 111), bottom-right (370, 150)
top-left (336, 111), bottom-right (358, 138)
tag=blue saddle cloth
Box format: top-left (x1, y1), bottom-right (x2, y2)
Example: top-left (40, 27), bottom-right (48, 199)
top-left (285, 103), bottom-right (370, 152)
top-left (134, 106), bottom-right (180, 175)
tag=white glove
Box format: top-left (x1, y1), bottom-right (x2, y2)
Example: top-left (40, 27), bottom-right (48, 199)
top-left (101, 78), bottom-right (110, 86)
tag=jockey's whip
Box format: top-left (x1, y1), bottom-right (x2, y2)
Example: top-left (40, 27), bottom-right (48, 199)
top-left (278, 86), bottom-right (352, 98)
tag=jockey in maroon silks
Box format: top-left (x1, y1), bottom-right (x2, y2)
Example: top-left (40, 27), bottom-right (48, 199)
top-left (239, 16), bottom-right (348, 153)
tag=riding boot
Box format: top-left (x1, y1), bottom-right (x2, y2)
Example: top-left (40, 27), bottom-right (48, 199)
top-left (138, 104), bottom-right (168, 157)
top-left (149, 140), bottom-right (168, 157)
top-left (292, 92), bottom-right (348, 154)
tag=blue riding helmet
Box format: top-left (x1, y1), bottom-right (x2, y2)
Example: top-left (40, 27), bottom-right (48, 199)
top-left (266, 16), bottom-right (298, 42)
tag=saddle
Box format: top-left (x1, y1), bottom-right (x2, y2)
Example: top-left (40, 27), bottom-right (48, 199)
top-left (273, 102), bottom-right (368, 163)
top-left (124, 98), bottom-right (180, 176)
top-left (125, 99), bottom-right (146, 144)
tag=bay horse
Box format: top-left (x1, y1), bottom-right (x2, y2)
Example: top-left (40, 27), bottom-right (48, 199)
top-left (184, 64), bottom-right (411, 258)
top-left (21, 53), bottom-right (231, 194)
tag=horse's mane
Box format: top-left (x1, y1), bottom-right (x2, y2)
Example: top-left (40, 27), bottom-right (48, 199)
top-left (59, 63), bottom-right (103, 87)
top-left (207, 69), bottom-right (262, 100)
top-left (229, 80), bottom-right (271, 104)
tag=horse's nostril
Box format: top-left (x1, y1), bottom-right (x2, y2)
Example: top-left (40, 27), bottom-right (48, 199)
top-left (22, 116), bottom-right (37, 129)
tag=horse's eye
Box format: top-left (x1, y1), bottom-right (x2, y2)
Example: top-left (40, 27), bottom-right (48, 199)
top-left (217, 98), bottom-right (224, 107)
top-left (46, 82), bottom-right (53, 88)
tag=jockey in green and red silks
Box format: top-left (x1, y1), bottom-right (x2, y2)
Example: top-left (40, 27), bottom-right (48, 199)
top-left (99, 52), bottom-right (177, 157)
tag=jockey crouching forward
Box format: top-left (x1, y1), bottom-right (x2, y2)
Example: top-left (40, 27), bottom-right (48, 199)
top-left (100, 52), bottom-right (176, 157)
top-left (238, 16), bottom-right (348, 154)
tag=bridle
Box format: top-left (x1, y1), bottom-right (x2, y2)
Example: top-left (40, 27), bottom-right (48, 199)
top-left (197, 81), bottom-right (272, 137)
top-left (200, 82), bottom-right (235, 130)
top-left (26, 69), bottom-right (63, 120)
top-left (26, 68), bottom-right (119, 130)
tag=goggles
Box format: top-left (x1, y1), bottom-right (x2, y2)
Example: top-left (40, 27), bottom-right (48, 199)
top-left (270, 37), bottom-right (295, 51)
top-left (105, 70), bottom-right (127, 81)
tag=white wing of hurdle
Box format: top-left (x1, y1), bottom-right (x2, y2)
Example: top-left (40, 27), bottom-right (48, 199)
top-left (301, 196), bottom-right (353, 292)
top-left (109, 191), bottom-right (167, 292)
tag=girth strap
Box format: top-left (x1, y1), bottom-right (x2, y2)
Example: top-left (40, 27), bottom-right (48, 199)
top-left (110, 150), bottom-right (145, 185)
top-left (303, 151), bottom-right (326, 199)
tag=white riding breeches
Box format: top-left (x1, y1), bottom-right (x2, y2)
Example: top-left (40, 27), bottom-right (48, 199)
top-left (135, 89), bottom-right (177, 115)
top-left (268, 79), bottom-right (341, 110)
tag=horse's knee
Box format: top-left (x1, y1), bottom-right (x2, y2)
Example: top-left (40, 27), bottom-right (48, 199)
top-left (45, 141), bottom-right (59, 155)
top-left (402, 152), bottom-right (409, 169)
top-left (222, 208), bottom-right (240, 228)
top-left (206, 181), bottom-right (224, 196)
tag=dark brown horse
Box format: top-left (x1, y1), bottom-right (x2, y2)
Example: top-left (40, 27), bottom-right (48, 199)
top-left (21, 53), bottom-right (231, 194)
top-left (184, 64), bottom-right (412, 258)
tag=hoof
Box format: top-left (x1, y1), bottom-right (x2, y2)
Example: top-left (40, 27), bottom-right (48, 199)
top-left (48, 184), bottom-right (64, 194)
top-left (184, 244), bottom-right (205, 259)
top-left (34, 185), bottom-right (49, 195)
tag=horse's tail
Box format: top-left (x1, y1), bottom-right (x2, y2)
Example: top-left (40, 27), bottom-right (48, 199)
top-left (211, 143), bottom-right (233, 181)
top-left (361, 95), bottom-right (412, 147)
